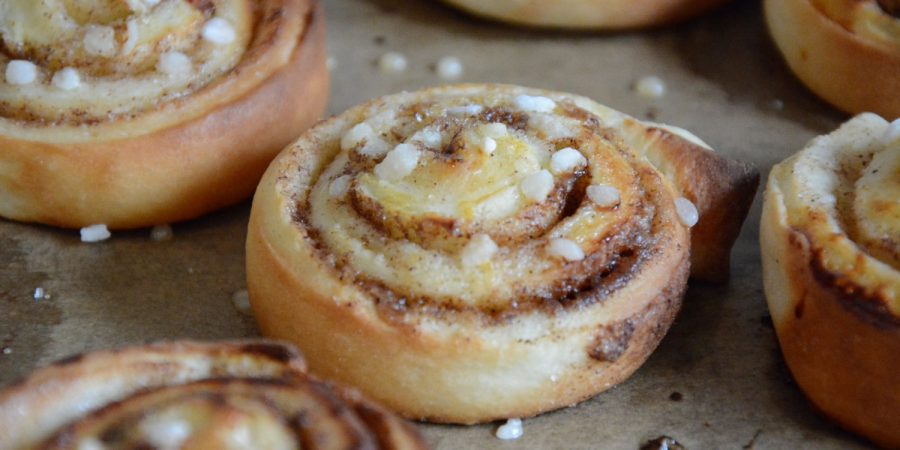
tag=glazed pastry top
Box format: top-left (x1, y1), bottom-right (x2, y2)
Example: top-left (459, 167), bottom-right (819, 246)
top-left (296, 87), bottom-right (692, 315)
top-left (771, 114), bottom-right (899, 317)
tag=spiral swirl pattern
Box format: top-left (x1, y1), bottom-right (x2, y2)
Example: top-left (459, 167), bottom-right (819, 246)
top-left (0, 0), bottom-right (328, 229)
top-left (303, 88), bottom-right (683, 315)
top-left (0, 0), bottom-right (255, 124)
top-left (248, 84), bottom-right (756, 423)
top-left (0, 341), bottom-right (425, 450)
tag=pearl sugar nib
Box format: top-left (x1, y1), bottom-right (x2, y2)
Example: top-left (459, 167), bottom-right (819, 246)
top-left (202, 17), bottom-right (236, 45)
top-left (520, 170), bottom-right (554, 202)
top-left (496, 418), bottom-right (524, 440)
top-left (52, 68), bottom-right (81, 90)
top-left (634, 75), bottom-right (666, 100)
top-left (6, 60), bottom-right (37, 85)
top-left (550, 147), bottom-right (586, 174)
top-left (587, 184), bottom-right (620, 208)
top-left (80, 224), bottom-right (111, 243)
top-left (548, 238), bottom-right (585, 261)
top-left (379, 52), bottom-right (407, 74)
top-left (460, 234), bottom-right (499, 266)
top-left (374, 144), bottom-right (421, 181)
top-left (674, 197), bottom-right (699, 227)
top-left (436, 56), bottom-right (463, 80)
top-left (232, 289), bottom-right (252, 315)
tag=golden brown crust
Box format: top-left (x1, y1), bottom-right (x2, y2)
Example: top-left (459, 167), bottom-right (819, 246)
top-left (618, 123), bottom-right (759, 282)
top-left (0, 0), bottom-right (329, 229)
top-left (246, 84), bottom-right (754, 423)
top-left (760, 114), bottom-right (900, 449)
top-left (764, 0), bottom-right (900, 118)
top-left (439, 0), bottom-right (733, 29)
top-left (0, 340), bottom-right (425, 450)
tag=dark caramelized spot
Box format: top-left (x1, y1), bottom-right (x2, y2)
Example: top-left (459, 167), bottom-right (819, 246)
top-left (587, 318), bottom-right (635, 362)
top-left (239, 342), bottom-right (300, 364)
top-left (809, 247), bottom-right (900, 328)
top-left (877, 0), bottom-right (900, 17)
top-left (478, 108), bottom-right (529, 131)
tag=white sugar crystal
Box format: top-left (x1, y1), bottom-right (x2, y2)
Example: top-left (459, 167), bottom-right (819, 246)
top-left (882, 119), bottom-right (900, 145)
top-left (52, 68), bottom-right (81, 90)
top-left (202, 17), bottom-right (236, 45)
top-left (447, 104), bottom-right (483, 116)
top-left (1, 347), bottom-right (10, 355)
top-left (33, 287), bottom-right (46, 300)
top-left (150, 224), bottom-right (173, 242)
top-left (635, 75), bottom-right (666, 99)
top-left (140, 414), bottom-right (192, 449)
top-left (436, 56), bottom-right (463, 80)
top-left (520, 170), bottom-right (554, 202)
top-left (80, 224), bottom-right (111, 243)
top-left (460, 234), bottom-right (498, 266)
top-left (378, 51), bottom-right (407, 74)
top-left (412, 127), bottom-right (442, 148)
top-left (530, 114), bottom-right (577, 140)
top-left (375, 143), bottom-right (421, 181)
top-left (549, 147), bottom-right (586, 174)
top-left (329, 175), bottom-right (352, 198)
top-left (587, 184), bottom-right (620, 207)
top-left (341, 123), bottom-right (374, 150)
top-left (496, 418), bottom-right (524, 440)
top-left (157, 51), bottom-right (192, 76)
top-left (675, 197), bottom-right (699, 227)
top-left (548, 238), bottom-right (585, 261)
top-left (482, 136), bottom-right (497, 155)
top-left (342, 122), bottom-right (391, 157)
top-left (359, 138), bottom-right (390, 157)
top-left (232, 289), bottom-right (252, 315)
top-left (482, 122), bottom-right (507, 138)
top-left (514, 95), bottom-right (555, 113)
top-left (6, 60), bottom-right (37, 85)
top-left (83, 26), bottom-right (117, 57)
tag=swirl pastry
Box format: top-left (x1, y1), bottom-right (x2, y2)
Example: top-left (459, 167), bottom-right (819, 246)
top-left (761, 114), bottom-right (899, 448)
top-left (246, 84), bottom-right (758, 423)
top-left (436, 0), bottom-right (732, 29)
top-left (0, 0), bottom-right (328, 229)
top-left (765, 0), bottom-right (900, 118)
top-left (0, 340), bottom-right (425, 450)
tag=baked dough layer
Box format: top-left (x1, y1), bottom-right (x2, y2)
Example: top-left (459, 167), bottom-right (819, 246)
top-left (0, 340), bottom-right (425, 450)
top-left (439, 0), bottom-right (733, 29)
top-left (0, 0), bottom-right (329, 229)
top-left (246, 84), bottom-right (757, 423)
top-left (761, 113), bottom-right (899, 449)
top-left (765, 0), bottom-right (900, 118)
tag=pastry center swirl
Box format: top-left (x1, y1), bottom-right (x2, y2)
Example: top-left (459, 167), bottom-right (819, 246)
top-left (306, 93), bottom-right (677, 314)
top-left (0, 0), bottom-right (253, 124)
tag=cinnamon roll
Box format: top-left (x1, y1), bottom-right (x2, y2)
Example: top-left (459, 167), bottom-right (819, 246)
top-left (761, 114), bottom-right (899, 449)
top-left (764, 0), bottom-right (900, 118)
top-left (0, 0), bottom-right (328, 229)
top-left (246, 84), bottom-right (757, 423)
top-left (437, 0), bottom-right (732, 29)
top-left (0, 340), bottom-right (425, 450)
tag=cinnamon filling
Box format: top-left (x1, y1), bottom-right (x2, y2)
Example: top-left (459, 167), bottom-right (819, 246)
top-left (300, 95), bottom-right (682, 321)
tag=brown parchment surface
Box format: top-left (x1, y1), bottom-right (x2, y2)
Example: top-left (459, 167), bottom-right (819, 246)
top-left (0, 0), bottom-right (874, 448)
